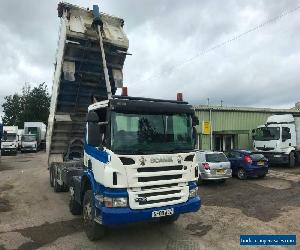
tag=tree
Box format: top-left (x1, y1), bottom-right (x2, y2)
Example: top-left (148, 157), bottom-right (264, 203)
top-left (2, 94), bottom-right (23, 127)
top-left (2, 83), bottom-right (50, 128)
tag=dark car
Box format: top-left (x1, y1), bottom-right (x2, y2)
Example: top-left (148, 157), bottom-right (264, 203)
top-left (225, 150), bottom-right (268, 180)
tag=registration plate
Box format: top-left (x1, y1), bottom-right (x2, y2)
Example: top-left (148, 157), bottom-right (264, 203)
top-left (257, 161), bottom-right (264, 166)
top-left (152, 208), bottom-right (174, 218)
top-left (216, 169), bottom-right (225, 174)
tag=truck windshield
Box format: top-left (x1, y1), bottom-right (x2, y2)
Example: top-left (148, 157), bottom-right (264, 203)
top-left (2, 133), bottom-right (16, 142)
top-left (253, 127), bottom-right (280, 141)
top-left (22, 135), bottom-right (36, 142)
top-left (111, 112), bottom-right (193, 154)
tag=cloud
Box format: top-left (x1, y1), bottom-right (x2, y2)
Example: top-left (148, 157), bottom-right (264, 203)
top-left (0, 0), bottom-right (299, 115)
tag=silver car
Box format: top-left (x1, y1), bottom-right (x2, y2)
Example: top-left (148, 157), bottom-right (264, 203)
top-left (196, 151), bottom-right (232, 182)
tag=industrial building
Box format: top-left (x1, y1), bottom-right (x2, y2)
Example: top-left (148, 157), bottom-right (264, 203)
top-left (194, 103), bottom-right (300, 151)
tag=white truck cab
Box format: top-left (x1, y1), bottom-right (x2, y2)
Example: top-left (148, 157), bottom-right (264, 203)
top-left (21, 134), bottom-right (38, 153)
top-left (253, 114), bottom-right (300, 167)
top-left (1, 126), bottom-right (18, 155)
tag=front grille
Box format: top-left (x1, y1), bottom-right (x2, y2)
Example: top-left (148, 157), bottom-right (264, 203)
top-left (256, 147), bottom-right (274, 151)
top-left (138, 174), bottom-right (182, 182)
top-left (138, 189), bottom-right (181, 197)
top-left (138, 197), bottom-right (181, 205)
top-left (141, 183), bottom-right (178, 190)
top-left (126, 160), bottom-right (191, 209)
top-left (128, 185), bottom-right (189, 209)
top-left (137, 165), bottom-right (183, 172)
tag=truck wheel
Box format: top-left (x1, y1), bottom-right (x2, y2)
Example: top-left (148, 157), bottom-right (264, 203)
top-left (53, 176), bottom-right (63, 192)
top-left (49, 168), bottom-right (54, 187)
top-left (52, 166), bottom-right (68, 192)
top-left (289, 152), bottom-right (295, 168)
top-left (237, 168), bottom-right (247, 180)
top-left (159, 214), bottom-right (180, 224)
top-left (83, 190), bottom-right (105, 241)
top-left (69, 186), bottom-right (82, 215)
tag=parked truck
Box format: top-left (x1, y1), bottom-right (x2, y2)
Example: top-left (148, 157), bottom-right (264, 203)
top-left (47, 2), bottom-right (201, 241)
top-left (1, 126), bottom-right (18, 155)
top-left (21, 134), bottom-right (38, 153)
top-left (23, 122), bottom-right (46, 152)
top-left (253, 114), bottom-right (300, 167)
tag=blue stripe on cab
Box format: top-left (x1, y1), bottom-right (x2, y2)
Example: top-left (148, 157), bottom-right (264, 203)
top-left (84, 144), bottom-right (109, 163)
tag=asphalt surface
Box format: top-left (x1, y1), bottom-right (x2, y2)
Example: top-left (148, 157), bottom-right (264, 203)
top-left (0, 152), bottom-right (299, 250)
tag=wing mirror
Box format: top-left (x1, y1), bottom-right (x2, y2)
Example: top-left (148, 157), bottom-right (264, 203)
top-left (3, 131), bottom-right (7, 141)
top-left (86, 111), bottom-right (101, 147)
top-left (192, 116), bottom-right (199, 126)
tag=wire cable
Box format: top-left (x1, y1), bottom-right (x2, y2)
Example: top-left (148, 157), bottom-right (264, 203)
top-left (132, 5), bottom-right (300, 85)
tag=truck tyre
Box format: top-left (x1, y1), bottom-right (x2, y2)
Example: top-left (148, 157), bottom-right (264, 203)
top-left (289, 152), bottom-right (295, 168)
top-left (49, 168), bottom-right (54, 187)
top-left (237, 168), bottom-right (247, 180)
top-left (159, 214), bottom-right (180, 224)
top-left (53, 176), bottom-right (63, 192)
top-left (69, 186), bottom-right (82, 215)
top-left (83, 190), bottom-right (105, 241)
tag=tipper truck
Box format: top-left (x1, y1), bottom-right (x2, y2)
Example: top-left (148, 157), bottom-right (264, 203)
top-left (47, 2), bottom-right (201, 241)
top-left (253, 114), bottom-right (300, 167)
top-left (1, 126), bottom-right (18, 155)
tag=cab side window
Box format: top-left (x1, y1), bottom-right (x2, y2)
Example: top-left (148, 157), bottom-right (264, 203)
top-left (282, 127), bottom-right (291, 141)
top-left (96, 108), bottom-right (108, 146)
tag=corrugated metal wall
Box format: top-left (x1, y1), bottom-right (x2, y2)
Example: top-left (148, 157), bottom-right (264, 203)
top-left (194, 109), bottom-right (282, 150)
top-left (195, 110), bottom-right (271, 132)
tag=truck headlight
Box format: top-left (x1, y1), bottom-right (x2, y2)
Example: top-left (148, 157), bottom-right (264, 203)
top-left (103, 197), bottom-right (128, 208)
top-left (189, 187), bottom-right (198, 198)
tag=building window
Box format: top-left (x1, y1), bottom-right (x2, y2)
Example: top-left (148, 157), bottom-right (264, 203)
top-left (214, 135), bottom-right (234, 151)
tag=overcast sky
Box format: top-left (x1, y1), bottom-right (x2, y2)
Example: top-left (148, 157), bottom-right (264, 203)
top-left (0, 0), bottom-right (299, 119)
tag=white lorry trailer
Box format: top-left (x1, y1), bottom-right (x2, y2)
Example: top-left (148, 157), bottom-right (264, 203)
top-left (47, 2), bottom-right (200, 241)
top-left (253, 114), bottom-right (300, 167)
top-left (22, 122), bottom-right (47, 152)
top-left (1, 126), bottom-right (18, 155)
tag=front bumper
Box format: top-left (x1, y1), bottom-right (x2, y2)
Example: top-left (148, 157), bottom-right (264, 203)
top-left (246, 167), bottom-right (268, 177)
top-left (1, 148), bottom-right (17, 153)
top-left (200, 169), bottom-right (232, 180)
top-left (262, 153), bottom-right (289, 164)
top-left (21, 147), bottom-right (36, 152)
top-left (99, 197), bottom-right (201, 226)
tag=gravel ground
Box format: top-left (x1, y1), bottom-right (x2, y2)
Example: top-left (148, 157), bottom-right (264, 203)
top-left (0, 152), bottom-right (299, 250)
